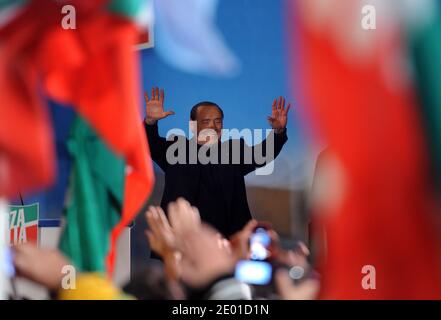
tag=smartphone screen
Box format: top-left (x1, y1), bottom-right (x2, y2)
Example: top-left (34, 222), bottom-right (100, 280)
top-left (249, 226), bottom-right (272, 261)
top-left (234, 224), bottom-right (275, 286)
top-left (234, 260), bottom-right (272, 285)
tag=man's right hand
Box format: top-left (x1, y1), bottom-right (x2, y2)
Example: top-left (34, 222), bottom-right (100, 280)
top-left (144, 87), bottom-right (175, 125)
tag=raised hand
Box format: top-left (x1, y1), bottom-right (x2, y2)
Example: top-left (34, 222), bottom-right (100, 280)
top-left (275, 269), bottom-right (320, 300)
top-left (274, 241), bottom-right (318, 300)
top-left (145, 206), bottom-right (182, 280)
top-left (13, 243), bottom-right (72, 291)
top-left (267, 96), bottom-right (291, 133)
top-left (178, 224), bottom-right (236, 289)
top-left (274, 241), bottom-right (311, 282)
top-left (228, 219), bottom-right (258, 261)
top-left (168, 198), bottom-right (201, 237)
top-left (145, 206), bottom-right (177, 258)
top-left (144, 87), bottom-right (175, 124)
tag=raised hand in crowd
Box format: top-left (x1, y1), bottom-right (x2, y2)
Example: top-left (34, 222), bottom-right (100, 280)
top-left (228, 219), bottom-right (258, 261)
top-left (145, 198), bottom-right (202, 281)
top-left (145, 205), bottom-right (182, 280)
top-left (274, 241), bottom-right (320, 300)
top-left (167, 197), bottom-right (202, 237)
top-left (275, 269), bottom-right (320, 300)
top-left (13, 243), bottom-right (72, 291)
top-left (276, 241), bottom-right (310, 270)
top-left (145, 206), bottom-right (177, 258)
top-left (178, 224), bottom-right (236, 289)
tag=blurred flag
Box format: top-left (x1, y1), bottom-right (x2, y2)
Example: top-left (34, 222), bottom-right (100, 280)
top-left (0, 0), bottom-right (26, 27)
top-left (407, 0), bottom-right (441, 193)
top-left (153, 0), bottom-right (240, 77)
top-left (0, 0), bottom-right (55, 198)
top-left (59, 116), bottom-right (124, 273)
top-left (0, 199), bottom-right (9, 299)
top-left (0, 0), bottom-right (154, 275)
top-left (291, 0), bottom-right (441, 298)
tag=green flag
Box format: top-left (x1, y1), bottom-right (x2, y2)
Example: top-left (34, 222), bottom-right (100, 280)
top-left (59, 116), bottom-right (125, 273)
top-left (108, 0), bottom-right (145, 18)
top-left (408, 0), bottom-right (441, 190)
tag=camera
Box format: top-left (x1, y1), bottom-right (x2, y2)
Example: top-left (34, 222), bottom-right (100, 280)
top-left (234, 222), bottom-right (314, 299)
top-left (234, 223), bottom-right (274, 286)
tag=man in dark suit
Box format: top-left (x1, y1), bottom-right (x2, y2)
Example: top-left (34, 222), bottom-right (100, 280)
top-left (144, 87), bottom-right (290, 237)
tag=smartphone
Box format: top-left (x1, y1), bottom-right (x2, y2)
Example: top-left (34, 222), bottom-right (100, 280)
top-left (234, 260), bottom-right (272, 285)
top-left (234, 223), bottom-right (274, 285)
top-left (249, 223), bottom-right (273, 261)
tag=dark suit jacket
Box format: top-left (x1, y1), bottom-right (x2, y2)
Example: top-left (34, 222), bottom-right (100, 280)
top-left (144, 122), bottom-right (288, 237)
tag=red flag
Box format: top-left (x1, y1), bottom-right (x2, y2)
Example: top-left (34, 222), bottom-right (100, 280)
top-left (291, 0), bottom-right (441, 298)
top-left (0, 1), bottom-right (57, 198)
top-left (0, 0), bottom-right (154, 275)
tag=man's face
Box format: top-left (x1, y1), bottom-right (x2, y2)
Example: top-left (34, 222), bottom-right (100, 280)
top-left (195, 105), bottom-right (223, 144)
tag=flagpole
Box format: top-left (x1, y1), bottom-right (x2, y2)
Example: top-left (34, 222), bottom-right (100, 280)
top-left (18, 192), bottom-right (24, 206)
